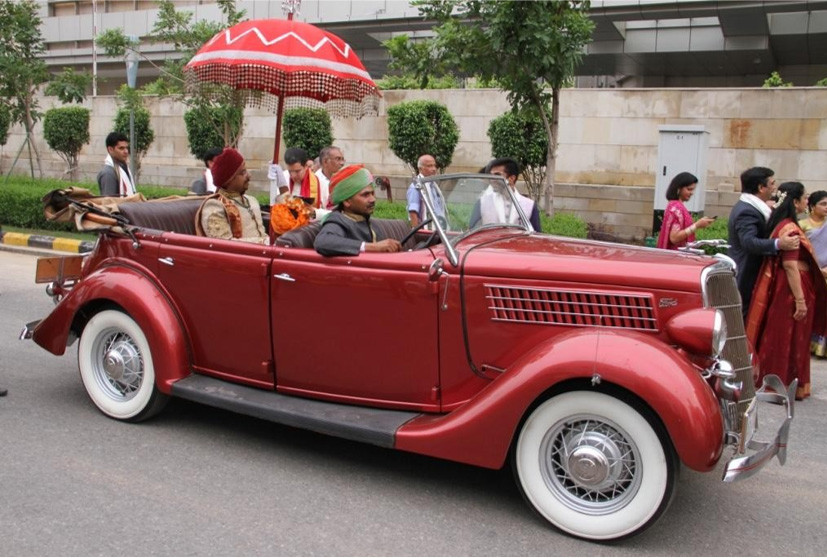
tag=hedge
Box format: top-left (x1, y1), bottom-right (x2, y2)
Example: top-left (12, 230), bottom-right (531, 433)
top-left (1, 178), bottom-right (591, 240)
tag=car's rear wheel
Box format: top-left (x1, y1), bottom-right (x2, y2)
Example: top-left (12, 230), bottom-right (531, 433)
top-left (513, 391), bottom-right (677, 541)
top-left (78, 310), bottom-right (168, 422)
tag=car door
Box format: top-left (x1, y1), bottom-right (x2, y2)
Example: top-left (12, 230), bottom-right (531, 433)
top-left (271, 248), bottom-right (441, 412)
top-left (157, 234), bottom-right (275, 387)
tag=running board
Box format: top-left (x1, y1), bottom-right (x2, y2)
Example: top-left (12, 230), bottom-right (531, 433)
top-left (171, 374), bottom-right (421, 448)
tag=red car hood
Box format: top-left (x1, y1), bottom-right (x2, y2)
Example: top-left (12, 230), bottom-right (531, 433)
top-left (456, 231), bottom-right (715, 293)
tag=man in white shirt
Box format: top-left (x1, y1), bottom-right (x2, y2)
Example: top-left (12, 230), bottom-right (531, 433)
top-left (406, 154), bottom-right (446, 227)
top-left (315, 146), bottom-right (345, 208)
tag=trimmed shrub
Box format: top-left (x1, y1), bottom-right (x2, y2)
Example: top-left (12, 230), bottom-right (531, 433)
top-left (487, 108), bottom-right (549, 201)
top-left (183, 104), bottom-right (243, 160)
top-left (43, 106), bottom-right (90, 181)
top-left (282, 108), bottom-right (333, 160)
top-left (541, 211), bottom-right (588, 238)
top-left (387, 100), bottom-right (458, 174)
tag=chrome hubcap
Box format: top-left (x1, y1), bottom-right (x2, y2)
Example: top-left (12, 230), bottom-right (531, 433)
top-left (540, 416), bottom-right (641, 514)
top-left (93, 330), bottom-right (143, 401)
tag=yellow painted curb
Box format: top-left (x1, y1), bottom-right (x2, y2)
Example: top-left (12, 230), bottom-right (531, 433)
top-left (3, 232), bottom-right (30, 247)
top-left (53, 237), bottom-right (82, 253)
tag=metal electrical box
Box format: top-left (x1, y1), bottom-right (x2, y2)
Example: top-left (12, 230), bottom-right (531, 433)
top-left (652, 125), bottom-right (710, 234)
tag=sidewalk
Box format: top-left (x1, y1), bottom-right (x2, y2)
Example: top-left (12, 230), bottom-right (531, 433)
top-left (0, 229), bottom-right (95, 256)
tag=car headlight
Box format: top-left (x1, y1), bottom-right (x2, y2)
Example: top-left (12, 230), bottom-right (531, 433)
top-left (664, 308), bottom-right (727, 357)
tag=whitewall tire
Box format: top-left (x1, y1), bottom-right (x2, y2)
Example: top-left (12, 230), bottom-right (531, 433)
top-left (514, 391), bottom-right (677, 541)
top-left (78, 310), bottom-right (168, 422)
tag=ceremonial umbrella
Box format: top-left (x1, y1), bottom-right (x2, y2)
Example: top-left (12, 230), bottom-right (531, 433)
top-left (184, 17), bottom-right (381, 162)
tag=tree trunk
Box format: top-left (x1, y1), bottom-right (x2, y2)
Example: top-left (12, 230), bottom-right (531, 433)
top-left (24, 95), bottom-right (43, 178)
top-left (535, 87), bottom-right (558, 217)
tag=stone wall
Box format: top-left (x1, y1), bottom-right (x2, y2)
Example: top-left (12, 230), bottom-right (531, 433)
top-left (2, 87), bottom-right (825, 242)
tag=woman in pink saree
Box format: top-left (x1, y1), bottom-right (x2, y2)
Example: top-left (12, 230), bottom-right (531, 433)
top-left (657, 172), bottom-right (716, 250)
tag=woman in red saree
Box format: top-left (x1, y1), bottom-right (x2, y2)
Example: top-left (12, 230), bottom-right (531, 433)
top-left (657, 172), bottom-right (716, 250)
top-left (746, 182), bottom-right (826, 400)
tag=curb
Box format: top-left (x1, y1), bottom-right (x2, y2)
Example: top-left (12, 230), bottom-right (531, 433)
top-left (0, 230), bottom-right (95, 254)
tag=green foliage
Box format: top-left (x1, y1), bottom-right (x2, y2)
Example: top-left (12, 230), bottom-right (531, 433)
top-left (45, 68), bottom-right (92, 104)
top-left (376, 74), bottom-right (460, 90)
top-left (97, 28), bottom-right (135, 58)
top-left (383, 34), bottom-right (453, 89)
top-left (184, 105), bottom-right (243, 159)
top-left (282, 108), bottom-right (333, 160)
top-left (0, 0), bottom-right (49, 127)
top-left (0, 104), bottom-right (9, 146)
top-left (372, 201), bottom-right (409, 220)
top-left (763, 71), bottom-right (793, 88)
top-left (815, 77), bottom-right (827, 87)
top-left (42, 107), bottom-right (90, 180)
top-left (387, 100), bottom-right (459, 173)
top-left (541, 211), bottom-right (588, 238)
top-left (487, 108), bottom-right (550, 200)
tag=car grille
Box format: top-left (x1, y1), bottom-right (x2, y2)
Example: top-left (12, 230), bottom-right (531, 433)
top-left (702, 261), bottom-right (755, 419)
top-left (485, 284), bottom-right (658, 331)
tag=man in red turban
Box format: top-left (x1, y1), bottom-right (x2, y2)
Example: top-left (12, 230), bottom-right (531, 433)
top-left (194, 148), bottom-right (268, 244)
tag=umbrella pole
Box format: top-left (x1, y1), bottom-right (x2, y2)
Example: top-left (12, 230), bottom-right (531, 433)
top-left (273, 95), bottom-right (285, 164)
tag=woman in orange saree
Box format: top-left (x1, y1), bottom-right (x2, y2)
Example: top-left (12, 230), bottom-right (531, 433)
top-left (746, 182), bottom-right (826, 400)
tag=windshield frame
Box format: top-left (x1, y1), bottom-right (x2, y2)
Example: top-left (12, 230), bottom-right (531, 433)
top-left (414, 172), bottom-right (534, 266)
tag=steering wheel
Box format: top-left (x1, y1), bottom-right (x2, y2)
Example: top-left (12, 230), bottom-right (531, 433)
top-left (399, 218), bottom-right (433, 247)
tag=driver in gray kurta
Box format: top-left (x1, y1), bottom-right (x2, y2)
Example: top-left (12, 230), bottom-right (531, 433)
top-left (314, 164), bottom-right (402, 257)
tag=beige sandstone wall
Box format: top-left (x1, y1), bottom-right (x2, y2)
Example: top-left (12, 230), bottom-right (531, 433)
top-left (2, 87), bottom-right (825, 242)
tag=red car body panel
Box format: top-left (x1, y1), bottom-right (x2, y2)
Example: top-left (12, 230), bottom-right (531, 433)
top-left (395, 328), bottom-right (724, 471)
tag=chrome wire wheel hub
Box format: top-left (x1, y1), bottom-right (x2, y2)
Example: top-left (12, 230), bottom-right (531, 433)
top-left (93, 329), bottom-right (143, 401)
top-left (540, 416), bottom-right (642, 515)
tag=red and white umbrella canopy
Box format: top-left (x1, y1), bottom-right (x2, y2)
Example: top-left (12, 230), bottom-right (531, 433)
top-left (184, 18), bottom-right (381, 118)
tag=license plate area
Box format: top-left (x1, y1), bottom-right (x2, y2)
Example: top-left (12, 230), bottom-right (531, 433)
top-left (35, 255), bottom-right (84, 284)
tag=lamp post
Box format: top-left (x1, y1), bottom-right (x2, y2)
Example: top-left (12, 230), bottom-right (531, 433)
top-left (125, 35), bottom-right (139, 184)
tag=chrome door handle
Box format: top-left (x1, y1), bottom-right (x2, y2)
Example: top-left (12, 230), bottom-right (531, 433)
top-left (273, 273), bottom-right (295, 282)
top-left (158, 257), bottom-right (174, 266)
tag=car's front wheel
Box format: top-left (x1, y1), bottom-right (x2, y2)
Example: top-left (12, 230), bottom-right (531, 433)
top-left (514, 390), bottom-right (677, 541)
top-left (78, 309), bottom-right (168, 422)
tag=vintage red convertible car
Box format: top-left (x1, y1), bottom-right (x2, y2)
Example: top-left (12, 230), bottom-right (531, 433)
top-left (22, 174), bottom-right (794, 541)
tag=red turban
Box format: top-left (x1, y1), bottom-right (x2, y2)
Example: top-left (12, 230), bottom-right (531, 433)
top-left (211, 148), bottom-right (244, 188)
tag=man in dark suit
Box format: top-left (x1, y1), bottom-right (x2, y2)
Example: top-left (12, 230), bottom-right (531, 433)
top-left (728, 166), bottom-right (799, 315)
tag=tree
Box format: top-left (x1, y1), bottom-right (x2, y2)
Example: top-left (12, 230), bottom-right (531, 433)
top-left (388, 0), bottom-right (594, 215)
top-left (387, 100), bottom-right (458, 174)
top-left (282, 108), bottom-right (333, 160)
top-left (97, 0), bottom-right (246, 149)
top-left (45, 68), bottom-right (93, 104)
top-left (487, 108), bottom-right (549, 200)
top-left (0, 104), bottom-right (9, 147)
top-left (0, 0), bottom-right (49, 178)
top-left (43, 106), bottom-right (90, 181)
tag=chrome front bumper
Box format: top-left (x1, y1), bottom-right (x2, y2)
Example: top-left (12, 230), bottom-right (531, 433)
top-left (722, 374), bottom-right (794, 482)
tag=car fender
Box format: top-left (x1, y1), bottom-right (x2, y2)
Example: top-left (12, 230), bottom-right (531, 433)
top-left (396, 328), bottom-right (723, 471)
top-left (32, 264), bottom-right (191, 394)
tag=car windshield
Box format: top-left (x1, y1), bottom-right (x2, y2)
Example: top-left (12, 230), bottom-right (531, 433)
top-left (415, 173), bottom-right (532, 242)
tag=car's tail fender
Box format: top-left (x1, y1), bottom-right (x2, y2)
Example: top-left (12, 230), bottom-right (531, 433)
top-left (32, 264), bottom-right (190, 395)
top-left (396, 328), bottom-right (723, 471)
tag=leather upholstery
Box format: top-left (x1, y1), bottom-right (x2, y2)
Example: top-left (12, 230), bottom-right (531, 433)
top-left (118, 198), bottom-right (205, 235)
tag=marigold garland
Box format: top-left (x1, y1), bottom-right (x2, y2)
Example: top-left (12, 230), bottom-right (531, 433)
top-left (269, 197), bottom-right (313, 237)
